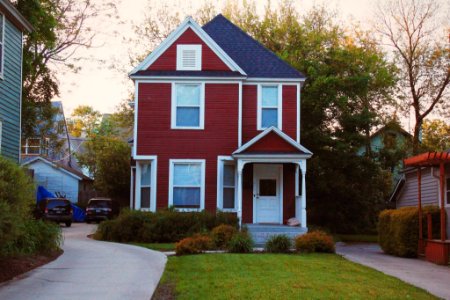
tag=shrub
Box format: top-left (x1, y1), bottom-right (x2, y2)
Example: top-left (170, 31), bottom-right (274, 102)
top-left (295, 231), bottom-right (335, 253)
top-left (378, 206), bottom-right (442, 257)
top-left (265, 234), bottom-right (292, 253)
top-left (227, 232), bottom-right (253, 253)
top-left (94, 209), bottom-right (238, 243)
top-left (211, 224), bottom-right (237, 249)
top-left (175, 234), bottom-right (213, 256)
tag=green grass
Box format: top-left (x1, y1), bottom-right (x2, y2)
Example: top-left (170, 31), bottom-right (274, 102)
top-left (336, 234), bottom-right (379, 243)
top-left (155, 254), bottom-right (436, 300)
top-left (131, 243), bottom-right (176, 251)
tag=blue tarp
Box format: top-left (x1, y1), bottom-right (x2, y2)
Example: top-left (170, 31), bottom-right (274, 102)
top-left (36, 185), bottom-right (85, 222)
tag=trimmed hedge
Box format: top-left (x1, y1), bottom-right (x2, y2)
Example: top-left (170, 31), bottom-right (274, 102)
top-left (211, 224), bottom-right (237, 249)
top-left (175, 234), bottom-right (213, 255)
top-left (95, 209), bottom-right (238, 243)
top-left (378, 206), bottom-right (442, 257)
top-left (295, 231), bottom-right (335, 253)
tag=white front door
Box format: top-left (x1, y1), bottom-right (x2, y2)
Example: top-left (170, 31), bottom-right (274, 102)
top-left (253, 164), bottom-right (282, 224)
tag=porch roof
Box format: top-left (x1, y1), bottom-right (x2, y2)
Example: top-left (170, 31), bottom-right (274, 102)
top-left (403, 151), bottom-right (450, 167)
top-left (233, 127), bottom-right (312, 158)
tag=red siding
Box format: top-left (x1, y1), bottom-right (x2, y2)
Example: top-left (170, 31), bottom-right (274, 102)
top-left (282, 85), bottom-right (297, 141)
top-left (244, 131), bottom-right (301, 153)
top-left (148, 28), bottom-right (230, 71)
top-left (283, 164), bottom-right (296, 222)
top-left (137, 83), bottom-right (239, 211)
top-left (242, 85), bottom-right (258, 144)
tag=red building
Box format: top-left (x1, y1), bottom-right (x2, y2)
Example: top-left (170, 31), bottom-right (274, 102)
top-left (129, 15), bottom-right (312, 236)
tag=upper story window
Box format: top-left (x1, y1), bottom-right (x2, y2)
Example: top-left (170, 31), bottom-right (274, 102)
top-left (171, 83), bottom-right (205, 129)
top-left (176, 44), bottom-right (202, 71)
top-left (0, 13), bottom-right (5, 79)
top-left (258, 85), bottom-right (282, 130)
top-left (22, 138), bottom-right (49, 156)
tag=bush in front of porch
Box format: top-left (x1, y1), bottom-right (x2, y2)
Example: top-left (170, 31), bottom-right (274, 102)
top-left (94, 209), bottom-right (238, 243)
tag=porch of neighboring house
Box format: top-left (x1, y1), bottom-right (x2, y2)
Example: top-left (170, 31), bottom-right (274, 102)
top-left (404, 151), bottom-right (450, 265)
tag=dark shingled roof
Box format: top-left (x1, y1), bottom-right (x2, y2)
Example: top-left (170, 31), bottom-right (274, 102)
top-left (203, 14), bottom-right (305, 79)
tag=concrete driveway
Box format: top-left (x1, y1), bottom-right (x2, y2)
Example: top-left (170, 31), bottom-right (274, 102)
top-left (0, 223), bottom-right (167, 300)
top-left (337, 243), bottom-right (450, 300)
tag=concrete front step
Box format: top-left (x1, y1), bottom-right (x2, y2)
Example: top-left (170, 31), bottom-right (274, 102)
top-left (245, 224), bottom-right (308, 246)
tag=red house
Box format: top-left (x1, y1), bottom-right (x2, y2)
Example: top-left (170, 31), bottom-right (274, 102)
top-left (129, 15), bottom-right (312, 241)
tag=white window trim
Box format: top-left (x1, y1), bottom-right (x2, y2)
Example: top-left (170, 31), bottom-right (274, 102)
top-left (257, 84), bottom-right (283, 131)
top-left (169, 159), bottom-right (206, 211)
top-left (0, 13), bottom-right (5, 80)
top-left (217, 156), bottom-right (237, 212)
top-left (171, 82), bottom-right (205, 130)
top-left (176, 44), bottom-right (202, 71)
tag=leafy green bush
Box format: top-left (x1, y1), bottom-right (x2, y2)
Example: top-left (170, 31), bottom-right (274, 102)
top-left (175, 234), bottom-right (213, 256)
top-left (378, 206), bottom-right (442, 257)
top-left (211, 224), bottom-right (237, 249)
top-left (265, 234), bottom-right (292, 253)
top-left (227, 232), bottom-right (253, 253)
top-left (295, 231), bottom-right (335, 253)
top-left (94, 209), bottom-right (238, 243)
top-left (0, 157), bottom-right (60, 258)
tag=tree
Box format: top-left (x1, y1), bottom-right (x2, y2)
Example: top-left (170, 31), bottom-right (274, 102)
top-left (16, 0), bottom-right (116, 140)
top-left (76, 136), bottom-right (130, 206)
top-left (67, 105), bottom-right (101, 138)
top-left (375, 0), bottom-right (450, 153)
top-left (421, 119), bottom-right (450, 151)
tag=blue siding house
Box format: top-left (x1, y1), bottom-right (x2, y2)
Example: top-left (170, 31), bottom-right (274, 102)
top-left (0, 0), bottom-right (32, 162)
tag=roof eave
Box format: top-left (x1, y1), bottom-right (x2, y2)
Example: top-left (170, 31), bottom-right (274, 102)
top-left (0, 0), bottom-right (33, 32)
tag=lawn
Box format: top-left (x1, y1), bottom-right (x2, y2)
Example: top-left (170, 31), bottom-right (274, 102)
top-left (153, 254), bottom-right (436, 300)
top-left (132, 242), bottom-right (176, 251)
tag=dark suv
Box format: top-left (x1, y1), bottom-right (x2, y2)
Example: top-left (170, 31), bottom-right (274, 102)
top-left (36, 198), bottom-right (73, 227)
top-left (85, 198), bottom-right (113, 223)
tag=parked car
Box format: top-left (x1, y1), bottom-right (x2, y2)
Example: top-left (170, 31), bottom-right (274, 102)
top-left (36, 198), bottom-right (73, 227)
top-left (85, 198), bottom-right (113, 223)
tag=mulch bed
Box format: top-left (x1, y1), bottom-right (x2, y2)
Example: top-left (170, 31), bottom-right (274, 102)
top-left (151, 281), bottom-right (176, 300)
top-left (0, 250), bottom-right (63, 284)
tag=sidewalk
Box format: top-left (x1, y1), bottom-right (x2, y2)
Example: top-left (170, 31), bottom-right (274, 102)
top-left (337, 243), bottom-right (450, 300)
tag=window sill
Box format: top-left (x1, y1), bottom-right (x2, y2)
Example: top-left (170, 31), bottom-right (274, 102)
top-left (171, 126), bottom-right (204, 130)
top-left (174, 208), bottom-right (202, 212)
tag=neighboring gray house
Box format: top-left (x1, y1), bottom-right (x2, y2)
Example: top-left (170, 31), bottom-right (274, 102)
top-left (0, 0), bottom-right (32, 162)
top-left (390, 158), bottom-right (450, 236)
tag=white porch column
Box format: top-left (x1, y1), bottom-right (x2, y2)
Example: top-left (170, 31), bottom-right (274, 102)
top-left (237, 160), bottom-right (245, 228)
top-left (135, 162), bottom-right (142, 210)
top-left (295, 163), bottom-right (300, 219)
top-left (299, 160), bottom-right (307, 229)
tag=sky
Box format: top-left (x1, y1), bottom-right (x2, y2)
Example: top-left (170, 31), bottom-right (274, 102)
top-left (55, 0), bottom-right (378, 116)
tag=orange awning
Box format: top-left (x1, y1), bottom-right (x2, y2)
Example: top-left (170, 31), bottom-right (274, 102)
top-left (404, 152), bottom-right (450, 167)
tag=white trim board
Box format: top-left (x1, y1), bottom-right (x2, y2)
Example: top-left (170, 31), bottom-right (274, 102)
top-left (130, 17), bottom-right (246, 76)
top-left (233, 126), bottom-right (313, 155)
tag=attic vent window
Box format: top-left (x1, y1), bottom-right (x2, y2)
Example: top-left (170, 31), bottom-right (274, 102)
top-left (177, 45), bottom-right (201, 70)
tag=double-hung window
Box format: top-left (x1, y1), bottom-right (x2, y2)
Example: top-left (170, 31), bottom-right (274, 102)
top-left (0, 13), bottom-right (4, 79)
top-left (217, 157), bottom-right (236, 210)
top-left (140, 163), bottom-right (151, 209)
top-left (170, 160), bottom-right (205, 210)
top-left (258, 85), bottom-right (282, 130)
top-left (172, 83), bottom-right (204, 129)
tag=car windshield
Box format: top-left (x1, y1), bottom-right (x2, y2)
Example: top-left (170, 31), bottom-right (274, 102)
top-left (47, 199), bottom-right (70, 209)
top-left (88, 200), bottom-right (111, 208)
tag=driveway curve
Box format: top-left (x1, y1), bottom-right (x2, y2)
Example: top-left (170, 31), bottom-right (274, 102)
top-left (0, 223), bottom-right (167, 300)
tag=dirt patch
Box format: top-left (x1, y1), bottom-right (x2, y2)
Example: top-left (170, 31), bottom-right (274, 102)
top-left (0, 250), bottom-right (63, 284)
top-left (151, 281), bottom-right (176, 300)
